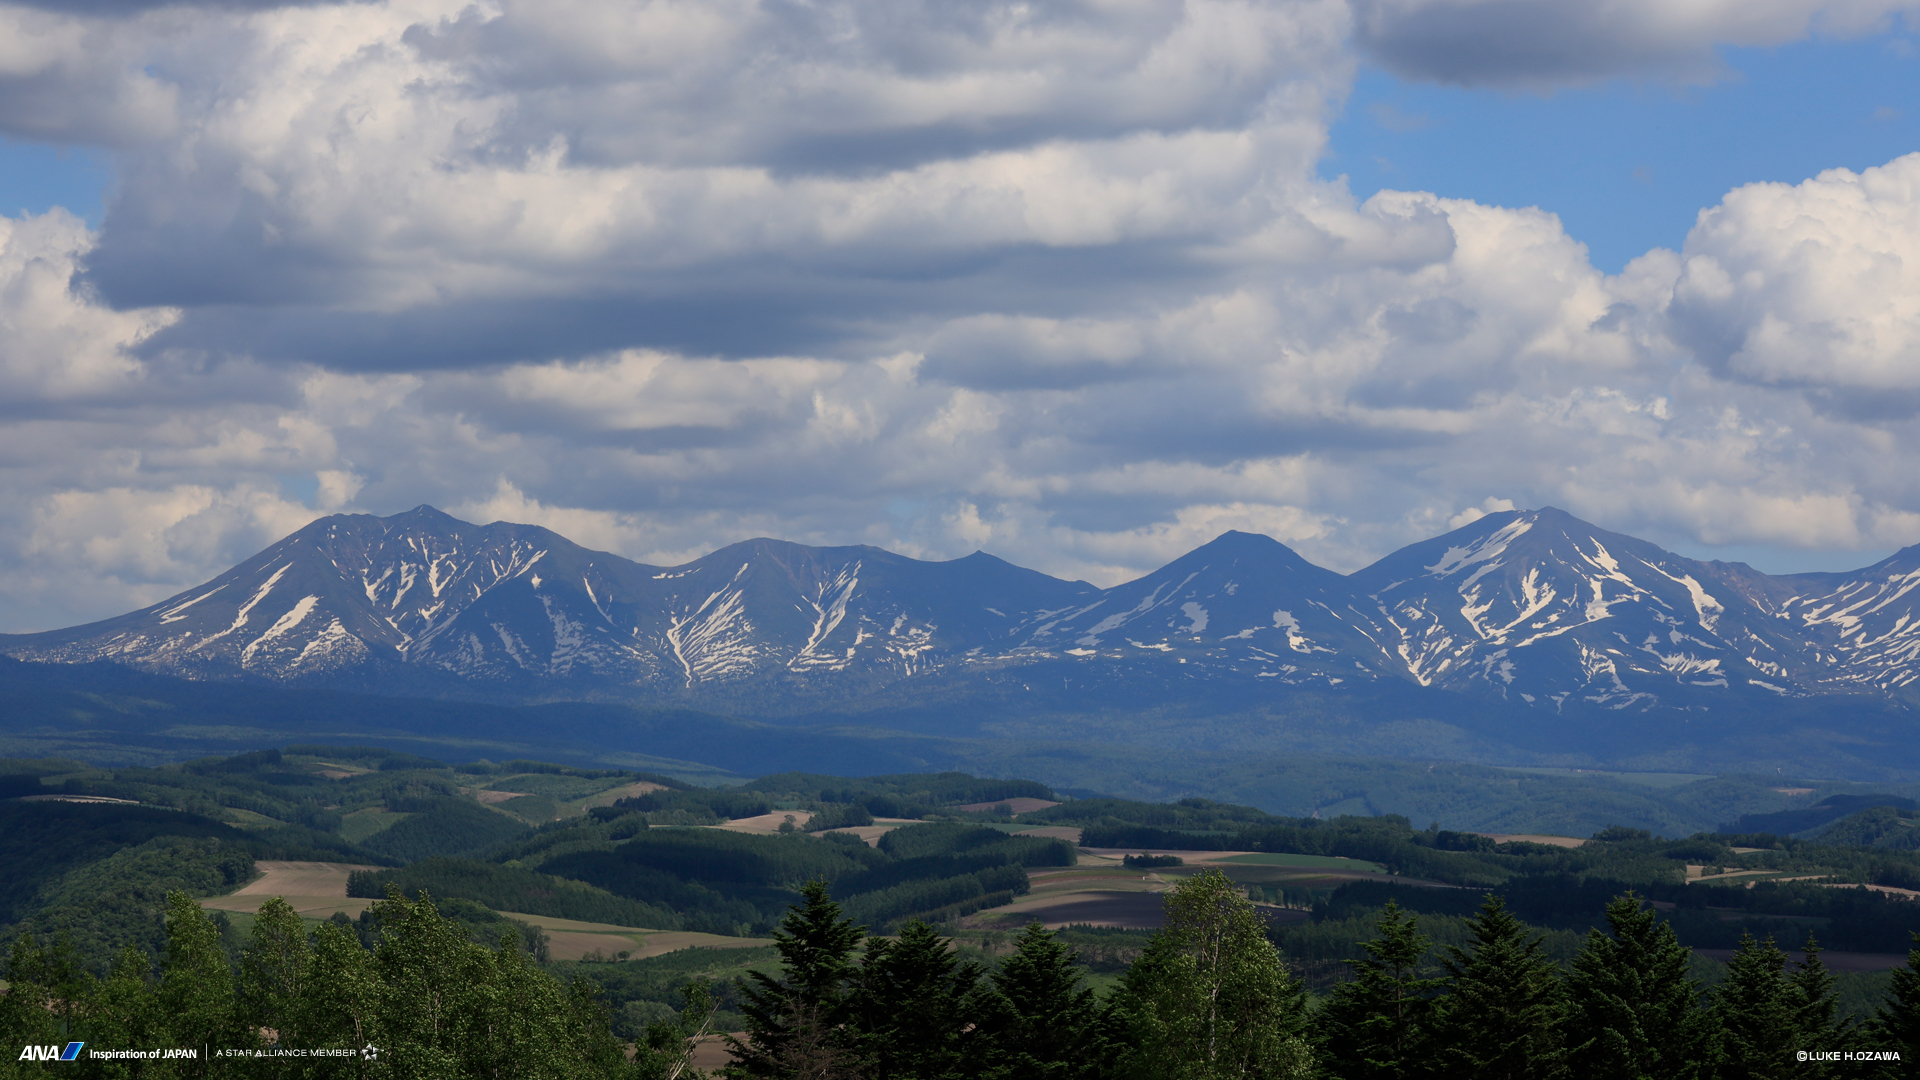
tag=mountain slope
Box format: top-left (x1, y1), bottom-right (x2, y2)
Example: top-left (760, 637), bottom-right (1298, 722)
top-left (8, 505), bottom-right (1920, 729)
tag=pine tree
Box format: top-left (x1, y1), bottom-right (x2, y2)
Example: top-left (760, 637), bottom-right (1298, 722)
top-left (1106, 869), bottom-right (1314, 1080)
top-left (971, 923), bottom-right (1101, 1080)
top-left (852, 919), bottom-right (984, 1079)
top-left (1871, 932), bottom-right (1920, 1079)
top-left (731, 880), bottom-right (868, 1079)
top-left (1428, 895), bottom-right (1566, 1080)
top-left (1788, 932), bottom-right (1852, 1077)
top-left (1563, 893), bottom-right (1714, 1080)
top-left (1714, 933), bottom-right (1797, 1080)
top-left (1315, 899), bottom-right (1442, 1080)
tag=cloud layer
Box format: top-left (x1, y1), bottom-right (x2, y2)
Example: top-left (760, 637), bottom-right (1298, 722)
top-left (1, 0), bottom-right (1919, 631)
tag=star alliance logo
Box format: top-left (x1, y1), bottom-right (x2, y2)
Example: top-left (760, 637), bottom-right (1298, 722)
top-left (361, 1044), bottom-right (380, 1062)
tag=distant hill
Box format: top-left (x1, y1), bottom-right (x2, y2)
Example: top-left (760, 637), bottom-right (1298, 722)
top-left (1719, 793), bottom-right (1920, 837)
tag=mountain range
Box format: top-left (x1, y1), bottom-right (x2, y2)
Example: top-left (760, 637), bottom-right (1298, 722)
top-left (6, 504), bottom-right (1920, 735)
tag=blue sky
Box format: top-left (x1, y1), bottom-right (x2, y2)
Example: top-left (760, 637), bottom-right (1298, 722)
top-left (0, 140), bottom-right (106, 224)
top-left (1330, 33), bottom-right (1919, 273)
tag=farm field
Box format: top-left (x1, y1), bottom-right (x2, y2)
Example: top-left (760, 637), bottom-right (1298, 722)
top-left (201, 860), bottom-right (380, 920)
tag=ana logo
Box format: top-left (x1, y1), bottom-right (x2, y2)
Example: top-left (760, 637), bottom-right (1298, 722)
top-left (16, 1042), bottom-right (84, 1061)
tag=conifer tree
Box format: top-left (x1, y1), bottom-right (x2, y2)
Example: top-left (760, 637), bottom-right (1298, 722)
top-left (1315, 900), bottom-right (1442, 1080)
top-left (1871, 933), bottom-right (1920, 1078)
top-left (1428, 895), bottom-right (1566, 1080)
top-left (852, 919), bottom-right (984, 1079)
top-left (1714, 933), bottom-right (1797, 1080)
top-left (731, 880), bottom-right (868, 1079)
top-left (1106, 869), bottom-right (1313, 1080)
top-left (1563, 893), bottom-right (1714, 1080)
top-left (1787, 934), bottom-right (1846, 1046)
top-left (972, 923), bottom-right (1101, 1080)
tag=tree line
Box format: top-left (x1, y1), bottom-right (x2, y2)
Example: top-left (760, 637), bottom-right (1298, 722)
top-left (4, 872), bottom-right (1918, 1078)
top-left (722, 871), bottom-right (1920, 1080)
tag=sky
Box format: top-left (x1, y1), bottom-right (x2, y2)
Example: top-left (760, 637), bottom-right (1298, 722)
top-left (0, 0), bottom-right (1918, 633)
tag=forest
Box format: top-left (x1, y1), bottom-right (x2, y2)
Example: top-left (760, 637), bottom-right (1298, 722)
top-left (1, 747), bottom-right (1919, 1076)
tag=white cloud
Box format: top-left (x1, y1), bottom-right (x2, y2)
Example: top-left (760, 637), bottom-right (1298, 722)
top-left (2, 1), bottom-right (1920, 630)
top-left (1669, 153), bottom-right (1920, 395)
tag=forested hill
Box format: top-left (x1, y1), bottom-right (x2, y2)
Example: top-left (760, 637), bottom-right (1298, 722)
top-left (4, 747), bottom-right (1920, 1076)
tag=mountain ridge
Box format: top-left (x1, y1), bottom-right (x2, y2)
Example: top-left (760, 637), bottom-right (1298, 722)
top-left (7, 505), bottom-right (1920, 728)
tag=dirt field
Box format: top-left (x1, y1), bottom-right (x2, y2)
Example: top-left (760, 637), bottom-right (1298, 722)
top-left (1479, 833), bottom-right (1586, 848)
top-left (687, 1034), bottom-right (742, 1072)
top-left (201, 860), bottom-right (382, 920)
top-left (473, 789), bottom-right (533, 804)
top-left (578, 781), bottom-right (668, 809)
top-left (816, 818), bottom-right (921, 846)
top-left (713, 810), bottom-right (814, 834)
top-left (493, 912), bottom-right (773, 961)
top-left (951, 797), bottom-right (1061, 814)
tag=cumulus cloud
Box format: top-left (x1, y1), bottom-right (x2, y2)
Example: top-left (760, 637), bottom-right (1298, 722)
top-left (2, 0), bottom-right (1920, 632)
top-left (1669, 153), bottom-right (1920, 398)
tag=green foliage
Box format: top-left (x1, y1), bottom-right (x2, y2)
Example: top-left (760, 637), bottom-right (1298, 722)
top-left (346, 856), bottom-right (680, 929)
top-left (1315, 900), bottom-right (1442, 1080)
top-left (1427, 895), bottom-right (1568, 1080)
top-left (804, 802), bottom-right (875, 832)
top-left (853, 920), bottom-right (985, 1079)
top-left (359, 797), bottom-right (532, 861)
top-left (1563, 894), bottom-right (1715, 1080)
top-left (0, 801), bottom-right (242, 927)
top-left (1714, 933), bottom-right (1800, 1079)
top-left (1106, 869), bottom-right (1314, 1080)
top-left (1872, 934), bottom-right (1920, 1071)
top-left (1817, 806), bottom-right (1920, 849)
top-left (12, 835), bottom-right (253, 973)
top-left (743, 770), bottom-right (1054, 810)
top-left (971, 923), bottom-right (1101, 1080)
top-left (731, 880), bottom-right (868, 1078)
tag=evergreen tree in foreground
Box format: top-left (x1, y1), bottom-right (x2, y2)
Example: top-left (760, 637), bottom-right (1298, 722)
top-left (1428, 895), bottom-right (1566, 1080)
top-left (852, 919), bottom-right (984, 1079)
top-left (1563, 892), bottom-right (1714, 1080)
top-left (971, 923), bottom-right (1101, 1080)
top-left (1871, 932), bottom-right (1920, 1079)
top-left (1315, 899), bottom-right (1442, 1080)
top-left (1106, 869), bottom-right (1313, 1080)
top-left (1714, 932), bottom-right (1798, 1080)
top-left (1788, 933), bottom-right (1852, 1079)
top-left (730, 880), bottom-right (867, 1079)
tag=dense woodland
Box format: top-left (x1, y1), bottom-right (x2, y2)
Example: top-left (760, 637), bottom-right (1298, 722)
top-left (2, 748), bottom-right (1920, 1076)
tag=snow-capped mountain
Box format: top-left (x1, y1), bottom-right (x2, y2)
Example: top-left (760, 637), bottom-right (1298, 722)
top-left (1, 506), bottom-right (1098, 695)
top-left (7, 504), bottom-right (1920, 719)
